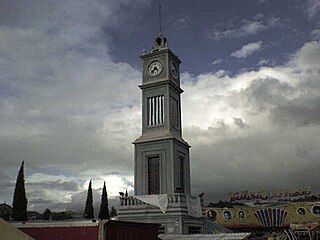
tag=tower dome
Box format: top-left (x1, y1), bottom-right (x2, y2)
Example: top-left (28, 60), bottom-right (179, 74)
top-left (152, 32), bottom-right (168, 52)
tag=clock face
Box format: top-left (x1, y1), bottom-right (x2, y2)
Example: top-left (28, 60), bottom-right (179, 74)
top-left (170, 61), bottom-right (178, 80)
top-left (148, 60), bottom-right (162, 77)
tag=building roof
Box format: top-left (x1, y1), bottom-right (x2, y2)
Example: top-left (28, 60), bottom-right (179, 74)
top-left (13, 219), bottom-right (99, 228)
top-left (159, 233), bottom-right (251, 240)
top-left (0, 218), bottom-right (34, 240)
top-left (16, 220), bottom-right (99, 240)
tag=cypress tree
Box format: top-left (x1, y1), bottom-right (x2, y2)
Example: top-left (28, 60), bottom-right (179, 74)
top-left (84, 180), bottom-right (94, 219)
top-left (98, 182), bottom-right (110, 220)
top-left (12, 161), bottom-right (28, 221)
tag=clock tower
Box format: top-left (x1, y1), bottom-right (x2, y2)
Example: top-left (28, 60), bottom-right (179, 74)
top-left (118, 32), bottom-right (206, 235)
top-left (134, 32), bottom-right (191, 197)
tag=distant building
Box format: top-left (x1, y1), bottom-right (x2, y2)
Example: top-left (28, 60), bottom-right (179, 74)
top-left (0, 202), bottom-right (12, 221)
top-left (27, 211), bottom-right (41, 220)
top-left (14, 220), bottom-right (159, 240)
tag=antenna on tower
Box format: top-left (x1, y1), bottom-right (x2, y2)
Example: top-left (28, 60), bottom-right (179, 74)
top-left (158, 0), bottom-right (162, 33)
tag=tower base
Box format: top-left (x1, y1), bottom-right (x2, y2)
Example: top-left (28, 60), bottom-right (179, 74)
top-left (118, 194), bottom-right (206, 235)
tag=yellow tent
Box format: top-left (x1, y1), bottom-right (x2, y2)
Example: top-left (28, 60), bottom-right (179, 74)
top-left (0, 218), bottom-right (34, 240)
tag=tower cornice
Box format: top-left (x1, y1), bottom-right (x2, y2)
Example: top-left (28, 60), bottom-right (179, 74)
top-left (139, 79), bottom-right (183, 94)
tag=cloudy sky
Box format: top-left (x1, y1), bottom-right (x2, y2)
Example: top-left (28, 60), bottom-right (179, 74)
top-left (0, 0), bottom-right (320, 214)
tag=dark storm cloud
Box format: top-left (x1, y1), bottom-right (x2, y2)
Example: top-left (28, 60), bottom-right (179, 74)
top-left (231, 77), bottom-right (295, 113)
top-left (272, 96), bottom-right (320, 126)
top-left (188, 122), bottom-right (320, 202)
top-left (229, 68), bottom-right (320, 127)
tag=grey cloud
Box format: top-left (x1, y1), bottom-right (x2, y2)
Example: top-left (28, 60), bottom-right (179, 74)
top-left (295, 40), bottom-right (320, 74)
top-left (257, 58), bottom-right (271, 66)
top-left (0, 0), bottom-right (147, 210)
top-left (230, 76), bottom-right (320, 128)
top-left (257, 0), bottom-right (269, 4)
top-left (230, 77), bottom-right (294, 113)
top-left (207, 15), bottom-right (281, 41)
top-left (306, 0), bottom-right (320, 18)
top-left (187, 124), bottom-right (320, 203)
top-left (30, 198), bottom-right (55, 205)
top-left (253, 13), bottom-right (264, 21)
top-left (167, 14), bottom-right (190, 32)
top-left (0, 178), bottom-right (15, 200)
top-left (0, 0), bottom-right (142, 171)
top-left (272, 96), bottom-right (320, 126)
top-left (183, 40), bottom-right (320, 203)
top-left (231, 41), bottom-right (263, 58)
top-left (310, 29), bottom-right (320, 40)
top-left (230, 41), bottom-right (320, 127)
top-left (212, 58), bottom-right (223, 66)
top-left (233, 118), bottom-right (249, 129)
top-left (105, 171), bottom-right (121, 176)
top-left (27, 180), bottom-right (80, 191)
top-left (67, 190), bottom-right (120, 215)
top-left (120, 176), bottom-right (134, 189)
top-left (0, 0), bottom-right (151, 32)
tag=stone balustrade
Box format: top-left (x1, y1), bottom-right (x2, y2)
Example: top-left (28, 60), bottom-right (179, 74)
top-left (119, 194), bottom-right (187, 207)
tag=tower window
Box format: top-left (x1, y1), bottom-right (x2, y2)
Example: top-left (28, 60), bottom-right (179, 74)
top-left (188, 226), bottom-right (201, 234)
top-left (147, 95), bottom-right (164, 126)
top-left (148, 156), bottom-right (160, 195)
top-left (171, 97), bottom-right (179, 129)
top-left (176, 156), bottom-right (184, 193)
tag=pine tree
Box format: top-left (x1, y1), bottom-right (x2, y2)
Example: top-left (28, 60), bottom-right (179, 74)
top-left (98, 182), bottom-right (110, 220)
top-left (12, 161), bottom-right (28, 221)
top-left (84, 180), bottom-right (94, 219)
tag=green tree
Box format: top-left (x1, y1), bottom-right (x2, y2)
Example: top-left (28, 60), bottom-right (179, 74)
top-left (98, 182), bottom-right (110, 220)
top-left (12, 161), bottom-right (28, 221)
top-left (110, 206), bottom-right (117, 218)
top-left (42, 208), bottom-right (51, 220)
top-left (84, 180), bottom-right (94, 219)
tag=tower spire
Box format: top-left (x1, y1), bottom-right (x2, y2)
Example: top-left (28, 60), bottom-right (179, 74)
top-left (158, 0), bottom-right (162, 33)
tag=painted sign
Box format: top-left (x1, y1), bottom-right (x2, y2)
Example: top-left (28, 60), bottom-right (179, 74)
top-left (229, 187), bottom-right (312, 202)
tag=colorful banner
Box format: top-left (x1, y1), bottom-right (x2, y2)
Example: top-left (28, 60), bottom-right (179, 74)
top-left (229, 187), bottom-right (312, 202)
